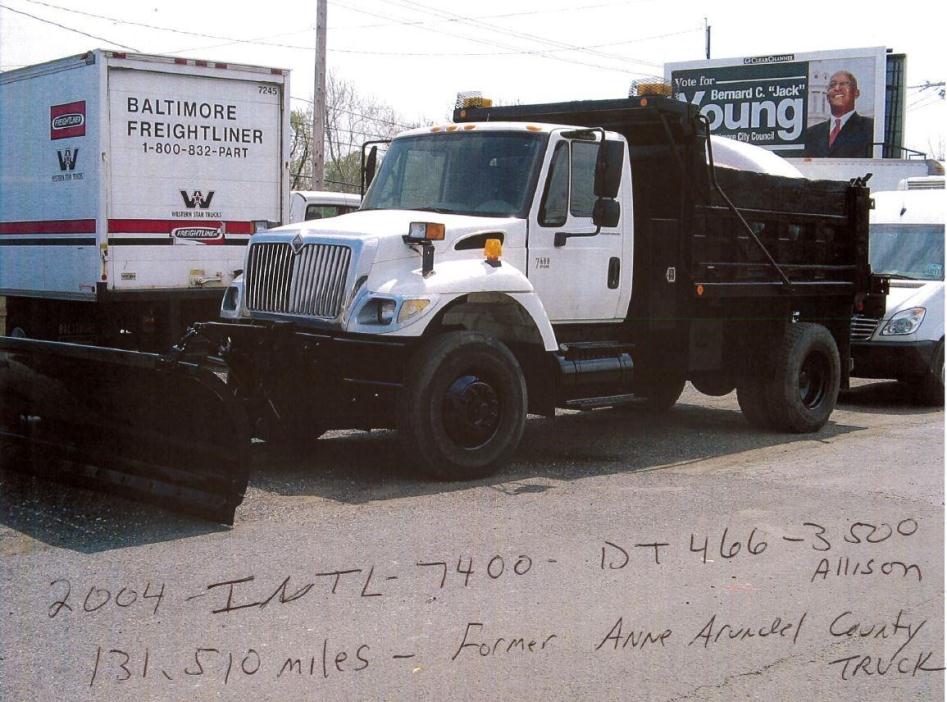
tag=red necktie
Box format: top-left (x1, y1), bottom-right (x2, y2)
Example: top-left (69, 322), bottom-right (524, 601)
top-left (828, 118), bottom-right (841, 148)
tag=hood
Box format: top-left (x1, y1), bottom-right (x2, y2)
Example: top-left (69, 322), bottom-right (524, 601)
top-left (885, 279), bottom-right (943, 317)
top-left (267, 209), bottom-right (524, 263)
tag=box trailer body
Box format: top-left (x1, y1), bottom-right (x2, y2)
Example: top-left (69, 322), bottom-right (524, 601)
top-left (0, 50), bottom-right (290, 348)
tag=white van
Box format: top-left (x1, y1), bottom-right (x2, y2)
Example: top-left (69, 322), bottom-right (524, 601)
top-left (288, 190), bottom-right (361, 223)
top-left (850, 177), bottom-right (945, 404)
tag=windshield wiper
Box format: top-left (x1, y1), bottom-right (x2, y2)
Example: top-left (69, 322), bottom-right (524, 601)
top-left (411, 206), bottom-right (455, 214)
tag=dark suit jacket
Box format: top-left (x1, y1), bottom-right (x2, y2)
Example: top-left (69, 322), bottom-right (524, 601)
top-left (803, 113), bottom-right (874, 157)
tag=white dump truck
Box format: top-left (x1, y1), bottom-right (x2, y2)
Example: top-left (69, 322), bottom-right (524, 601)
top-left (0, 50), bottom-right (290, 349)
top-left (0, 96), bottom-right (884, 522)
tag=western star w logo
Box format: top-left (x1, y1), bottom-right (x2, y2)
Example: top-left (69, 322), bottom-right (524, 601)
top-left (57, 148), bottom-right (79, 171)
top-left (180, 190), bottom-right (215, 209)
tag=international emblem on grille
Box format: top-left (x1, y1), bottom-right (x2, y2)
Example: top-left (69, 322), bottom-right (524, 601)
top-left (291, 233), bottom-right (305, 255)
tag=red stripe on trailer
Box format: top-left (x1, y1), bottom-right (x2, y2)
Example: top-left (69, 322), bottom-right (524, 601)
top-left (0, 219), bottom-right (96, 234)
top-left (107, 220), bottom-right (254, 234)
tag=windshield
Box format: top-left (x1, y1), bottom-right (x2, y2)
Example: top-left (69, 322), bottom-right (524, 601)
top-left (361, 131), bottom-right (546, 218)
top-left (869, 223), bottom-right (945, 281)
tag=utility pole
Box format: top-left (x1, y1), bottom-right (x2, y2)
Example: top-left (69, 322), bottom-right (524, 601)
top-left (705, 17), bottom-right (711, 60)
top-left (311, 0), bottom-right (327, 191)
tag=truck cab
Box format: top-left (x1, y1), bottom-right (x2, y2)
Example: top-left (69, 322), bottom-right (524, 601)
top-left (850, 177), bottom-right (945, 403)
top-left (288, 190), bottom-right (361, 223)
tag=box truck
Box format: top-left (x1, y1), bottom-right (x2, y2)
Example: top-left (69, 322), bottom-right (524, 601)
top-left (0, 50), bottom-right (290, 349)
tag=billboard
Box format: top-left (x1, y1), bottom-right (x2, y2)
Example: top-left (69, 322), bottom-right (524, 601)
top-left (666, 47), bottom-right (887, 158)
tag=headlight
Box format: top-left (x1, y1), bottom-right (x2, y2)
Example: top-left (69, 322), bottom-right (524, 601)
top-left (357, 297), bottom-right (397, 325)
top-left (881, 307), bottom-right (926, 336)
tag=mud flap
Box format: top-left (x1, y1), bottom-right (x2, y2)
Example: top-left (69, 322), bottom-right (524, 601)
top-left (0, 336), bottom-right (250, 525)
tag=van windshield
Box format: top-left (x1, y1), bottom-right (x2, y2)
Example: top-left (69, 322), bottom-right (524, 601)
top-left (869, 223), bottom-right (945, 281)
top-left (361, 132), bottom-right (546, 218)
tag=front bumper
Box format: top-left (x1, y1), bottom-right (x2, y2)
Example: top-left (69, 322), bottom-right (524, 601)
top-left (191, 320), bottom-right (417, 429)
top-left (851, 339), bottom-right (938, 381)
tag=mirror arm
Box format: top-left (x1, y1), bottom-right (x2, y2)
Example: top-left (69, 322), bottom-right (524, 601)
top-left (554, 227), bottom-right (601, 247)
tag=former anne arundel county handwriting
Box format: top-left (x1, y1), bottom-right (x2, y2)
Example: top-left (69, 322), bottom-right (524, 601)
top-left (38, 516), bottom-right (940, 691)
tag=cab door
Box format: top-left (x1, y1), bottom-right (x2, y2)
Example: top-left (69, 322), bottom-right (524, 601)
top-left (527, 133), bottom-right (625, 323)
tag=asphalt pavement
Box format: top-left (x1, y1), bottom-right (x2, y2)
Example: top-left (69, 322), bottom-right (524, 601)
top-left (1, 379), bottom-right (943, 701)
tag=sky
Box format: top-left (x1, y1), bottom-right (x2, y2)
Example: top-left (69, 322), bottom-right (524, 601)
top-left (1, 0), bottom-right (944, 157)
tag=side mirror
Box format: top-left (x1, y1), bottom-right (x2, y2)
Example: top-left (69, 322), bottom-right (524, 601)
top-left (594, 140), bottom-right (623, 199)
top-left (592, 198), bottom-right (621, 228)
top-left (364, 146), bottom-right (378, 192)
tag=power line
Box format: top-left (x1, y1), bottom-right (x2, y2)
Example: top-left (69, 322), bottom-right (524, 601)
top-left (14, 0), bottom-right (312, 50)
top-left (335, 2), bottom-right (663, 77)
top-left (0, 2), bottom-right (139, 51)
top-left (327, 27), bottom-right (699, 58)
top-left (376, 0), bottom-right (663, 68)
top-left (290, 96), bottom-right (416, 130)
top-left (8, 0), bottom-right (670, 76)
top-left (331, 0), bottom-right (644, 31)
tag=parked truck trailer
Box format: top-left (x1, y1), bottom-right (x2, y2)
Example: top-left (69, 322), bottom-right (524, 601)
top-left (0, 50), bottom-right (290, 350)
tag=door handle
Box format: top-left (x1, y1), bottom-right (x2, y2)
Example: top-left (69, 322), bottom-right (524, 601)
top-left (608, 257), bottom-right (620, 289)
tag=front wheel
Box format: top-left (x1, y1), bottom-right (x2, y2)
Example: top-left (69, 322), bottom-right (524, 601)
top-left (913, 340), bottom-right (944, 407)
top-left (766, 323), bottom-right (840, 433)
top-left (398, 332), bottom-right (527, 480)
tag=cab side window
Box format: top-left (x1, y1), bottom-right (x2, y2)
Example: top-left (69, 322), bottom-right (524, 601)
top-left (539, 142), bottom-right (569, 227)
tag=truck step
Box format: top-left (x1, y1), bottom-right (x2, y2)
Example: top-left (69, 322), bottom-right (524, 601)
top-left (562, 393), bottom-right (639, 411)
top-left (558, 340), bottom-right (634, 359)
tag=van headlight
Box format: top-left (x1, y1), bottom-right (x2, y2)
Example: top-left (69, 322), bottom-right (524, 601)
top-left (881, 307), bottom-right (925, 336)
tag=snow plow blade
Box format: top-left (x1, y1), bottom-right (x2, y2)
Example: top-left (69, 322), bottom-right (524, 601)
top-left (0, 336), bottom-right (250, 525)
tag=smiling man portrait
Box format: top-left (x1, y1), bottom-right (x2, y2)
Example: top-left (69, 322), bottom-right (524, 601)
top-left (803, 69), bottom-right (875, 157)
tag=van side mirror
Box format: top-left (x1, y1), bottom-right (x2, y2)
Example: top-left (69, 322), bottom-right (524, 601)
top-left (594, 140), bottom-right (623, 199)
top-left (592, 198), bottom-right (621, 228)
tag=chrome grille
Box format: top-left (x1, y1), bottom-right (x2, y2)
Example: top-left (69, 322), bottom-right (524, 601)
top-left (246, 242), bottom-right (352, 318)
top-left (850, 314), bottom-right (881, 341)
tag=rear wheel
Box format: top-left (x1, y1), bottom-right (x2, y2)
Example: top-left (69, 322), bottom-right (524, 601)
top-left (766, 323), bottom-right (840, 433)
top-left (398, 332), bottom-right (527, 480)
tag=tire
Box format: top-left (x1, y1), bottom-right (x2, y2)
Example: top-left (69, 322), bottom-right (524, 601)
top-left (737, 379), bottom-right (775, 429)
top-left (398, 332), bottom-right (527, 480)
top-left (913, 340), bottom-right (944, 407)
top-left (634, 375), bottom-right (686, 412)
top-left (765, 323), bottom-right (840, 433)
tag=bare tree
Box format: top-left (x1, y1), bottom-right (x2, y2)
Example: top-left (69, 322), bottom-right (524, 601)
top-left (291, 73), bottom-right (422, 194)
